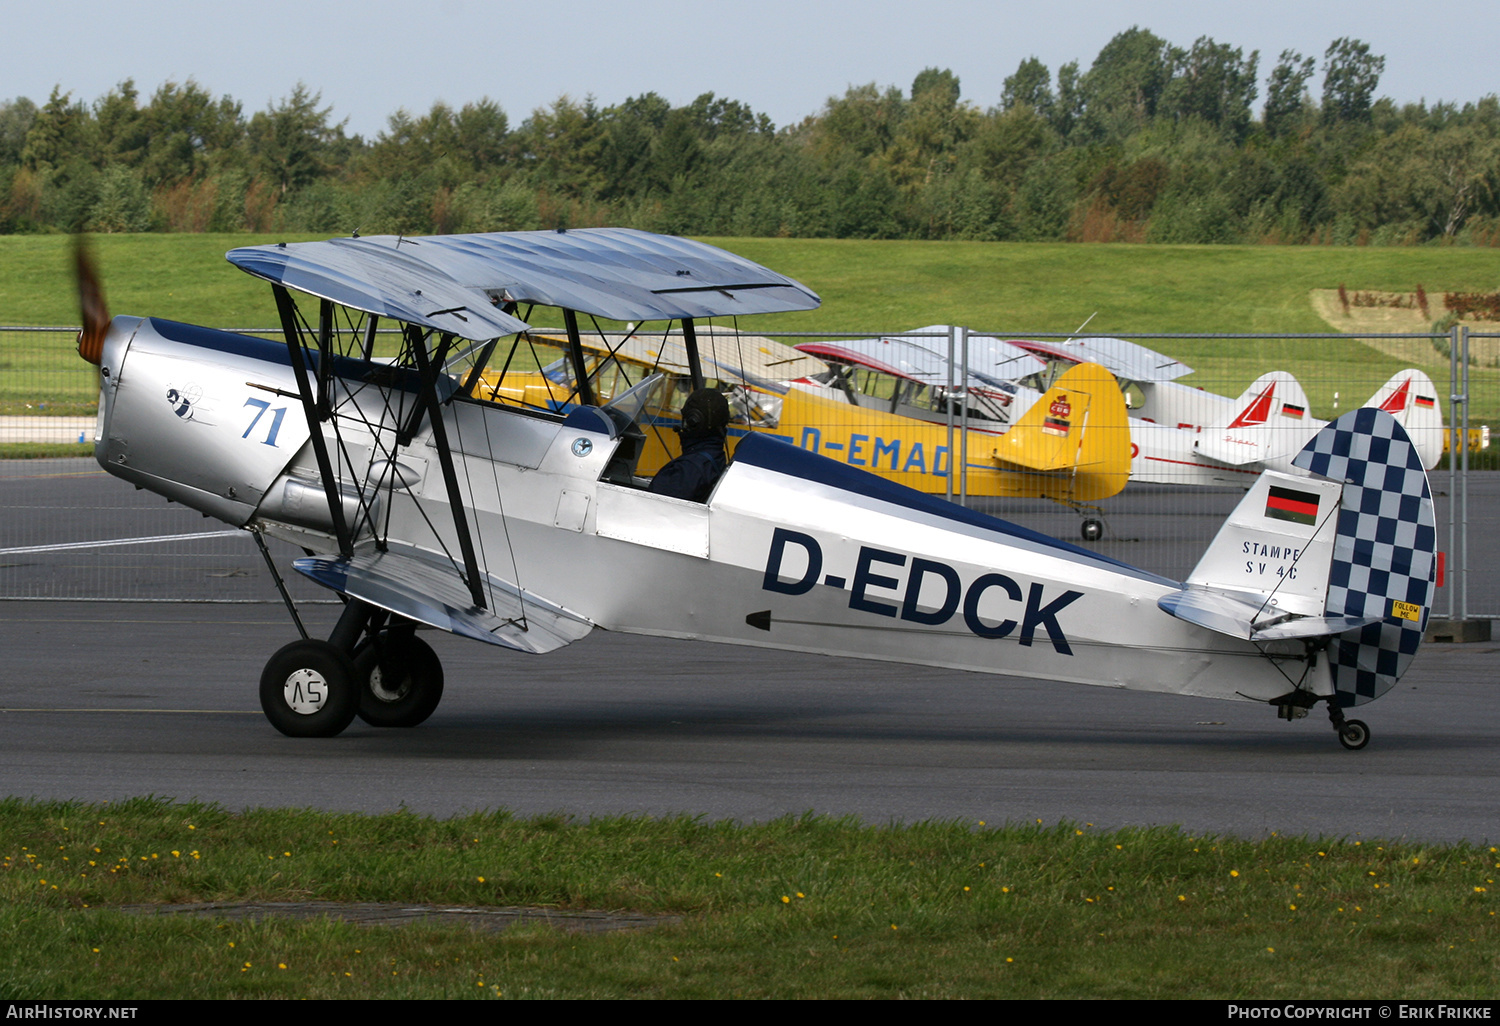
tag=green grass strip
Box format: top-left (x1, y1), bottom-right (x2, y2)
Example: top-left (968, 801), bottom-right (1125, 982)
top-left (0, 798), bottom-right (1494, 999)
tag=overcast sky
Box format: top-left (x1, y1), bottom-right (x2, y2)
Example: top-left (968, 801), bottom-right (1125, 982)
top-left (7, 0), bottom-right (1495, 136)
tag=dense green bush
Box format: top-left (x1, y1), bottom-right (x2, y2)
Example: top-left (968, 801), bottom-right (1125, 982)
top-left (1, 34), bottom-right (1496, 245)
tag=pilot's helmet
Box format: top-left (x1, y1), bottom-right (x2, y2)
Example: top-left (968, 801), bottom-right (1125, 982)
top-left (680, 388), bottom-right (731, 439)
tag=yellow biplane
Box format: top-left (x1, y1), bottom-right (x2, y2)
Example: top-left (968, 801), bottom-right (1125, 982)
top-left (476, 327), bottom-right (1132, 536)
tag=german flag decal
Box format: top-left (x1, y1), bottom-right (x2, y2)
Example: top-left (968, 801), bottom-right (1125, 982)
top-left (1415, 394), bottom-right (1436, 408)
top-left (1281, 403), bottom-right (1305, 419)
top-left (1265, 484), bottom-right (1320, 525)
top-left (1042, 396), bottom-right (1072, 437)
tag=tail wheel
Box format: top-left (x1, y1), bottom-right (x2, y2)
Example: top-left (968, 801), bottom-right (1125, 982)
top-left (259, 640), bottom-right (360, 738)
top-left (353, 631), bottom-right (444, 728)
top-left (1080, 519), bottom-right (1104, 542)
top-left (1338, 719), bottom-right (1370, 751)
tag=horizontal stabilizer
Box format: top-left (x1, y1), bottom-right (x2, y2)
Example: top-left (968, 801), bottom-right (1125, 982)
top-left (1158, 587), bottom-right (1379, 641)
top-left (294, 544), bottom-right (593, 654)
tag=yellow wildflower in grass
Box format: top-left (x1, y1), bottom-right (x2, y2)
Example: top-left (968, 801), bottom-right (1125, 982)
top-left (1230, 870), bottom-right (1239, 878)
top-left (781, 895), bottom-right (789, 903)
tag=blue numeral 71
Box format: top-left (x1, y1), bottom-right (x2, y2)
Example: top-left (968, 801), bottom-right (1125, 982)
top-left (242, 398), bottom-right (287, 447)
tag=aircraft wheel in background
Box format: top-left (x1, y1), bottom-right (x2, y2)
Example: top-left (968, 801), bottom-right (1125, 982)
top-left (1338, 719), bottom-right (1370, 751)
top-left (1080, 519), bottom-right (1104, 542)
top-left (353, 632), bottom-right (445, 728)
top-left (259, 640), bottom-right (361, 738)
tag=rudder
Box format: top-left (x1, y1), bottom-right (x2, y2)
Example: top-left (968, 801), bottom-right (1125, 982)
top-left (1292, 407), bottom-right (1436, 706)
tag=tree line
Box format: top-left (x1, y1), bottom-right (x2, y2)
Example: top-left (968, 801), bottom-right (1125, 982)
top-left (1, 27), bottom-right (1496, 245)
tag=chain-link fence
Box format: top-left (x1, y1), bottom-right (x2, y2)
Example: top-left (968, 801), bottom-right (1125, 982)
top-left (1, 324), bottom-right (1491, 620)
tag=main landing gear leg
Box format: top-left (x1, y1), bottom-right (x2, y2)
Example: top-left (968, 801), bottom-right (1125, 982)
top-left (352, 620), bottom-right (445, 728)
top-left (259, 598), bottom-right (375, 738)
top-left (1326, 700), bottom-right (1370, 751)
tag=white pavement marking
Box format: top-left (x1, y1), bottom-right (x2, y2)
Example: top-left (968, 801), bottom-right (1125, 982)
top-left (0, 416), bottom-right (96, 443)
top-left (0, 530), bottom-right (244, 556)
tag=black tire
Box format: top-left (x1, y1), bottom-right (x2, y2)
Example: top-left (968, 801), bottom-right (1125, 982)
top-left (1081, 519), bottom-right (1104, 542)
top-left (353, 632), bottom-right (444, 728)
top-left (1338, 718), bottom-right (1370, 751)
top-left (259, 640), bottom-right (360, 738)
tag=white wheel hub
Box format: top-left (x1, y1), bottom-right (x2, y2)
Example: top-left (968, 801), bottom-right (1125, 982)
top-left (282, 668), bottom-right (328, 714)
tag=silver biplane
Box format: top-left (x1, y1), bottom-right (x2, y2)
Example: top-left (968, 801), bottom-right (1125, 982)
top-left (74, 230), bottom-right (1436, 749)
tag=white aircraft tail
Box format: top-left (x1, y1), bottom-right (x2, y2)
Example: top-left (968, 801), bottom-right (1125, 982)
top-left (1161, 408), bottom-right (1436, 707)
top-left (1194, 371), bottom-right (1312, 466)
top-left (1365, 369), bottom-right (1443, 470)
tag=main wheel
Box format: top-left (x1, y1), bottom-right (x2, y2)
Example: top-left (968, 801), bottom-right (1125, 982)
top-left (352, 632), bottom-right (444, 728)
top-left (259, 640), bottom-right (360, 738)
top-left (1338, 718), bottom-right (1370, 751)
top-left (1080, 519), bottom-right (1104, 542)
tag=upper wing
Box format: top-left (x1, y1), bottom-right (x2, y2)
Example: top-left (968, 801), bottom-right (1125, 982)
top-left (228, 228), bottom-right (820, 329)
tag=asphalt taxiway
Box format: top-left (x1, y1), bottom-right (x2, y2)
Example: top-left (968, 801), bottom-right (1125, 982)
top-left (2, 458), bottom-right (1495, 843)
top-left (0, 600), bottom-right (1494, 844)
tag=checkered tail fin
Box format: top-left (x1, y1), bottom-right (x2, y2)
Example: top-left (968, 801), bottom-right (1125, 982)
top-left (1291, 408), bottom-right (1437, 706)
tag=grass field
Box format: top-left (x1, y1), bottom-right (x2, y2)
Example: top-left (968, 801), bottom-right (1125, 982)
top-left (3, 799), bottom-right (1497, 1000)
top-left (3, 233), bottom-right (1499, 420)
top-left (3, 233), bottom-right (1499, 333)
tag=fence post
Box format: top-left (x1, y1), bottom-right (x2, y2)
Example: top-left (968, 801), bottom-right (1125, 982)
top-left (1447, 323), bottom-right (1459, 619)
top-left (959, 325), bottom-right (970, 508)
top-left (945, 326), bottom-right (956, 504)
top-left (1460, 324), bottom-right (1470, 622)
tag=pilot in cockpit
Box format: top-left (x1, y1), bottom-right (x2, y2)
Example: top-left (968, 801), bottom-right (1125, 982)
top-left (648, 388), bottom-right (730, 503)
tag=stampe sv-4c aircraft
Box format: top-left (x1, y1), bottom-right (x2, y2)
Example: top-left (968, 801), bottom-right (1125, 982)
top-left (74, 230), bottom-right (1435, 749)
